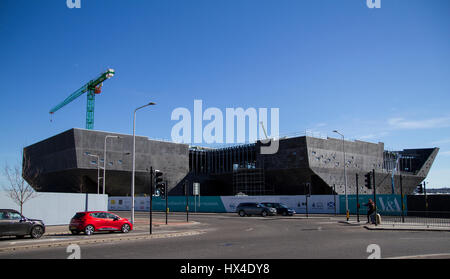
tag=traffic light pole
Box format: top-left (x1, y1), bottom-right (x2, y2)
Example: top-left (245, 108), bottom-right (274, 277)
top-left (400, 174), bottom-right (405, 223)
top-left (356, 173), bottom-right (360, 223)
top-left (372, 169), bottom-right (377, 226)
top-left (185, 180), bottom-right (189, 222)
top-left (333, 184), bottom-right (337, 216)
top-left (424, 181), bottom-right (428, 218)
top-left (305, 195), bottom-right (308, 218)
top-left (165, 180), bottom-right (168, 225)
top-left (304, 183), bottom-right (310, 218)
top-left (149, 167), bottom-right (153, 235)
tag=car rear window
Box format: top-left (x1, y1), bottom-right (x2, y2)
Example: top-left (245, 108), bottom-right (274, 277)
top-left (73, 213), bottom-right (85, 219)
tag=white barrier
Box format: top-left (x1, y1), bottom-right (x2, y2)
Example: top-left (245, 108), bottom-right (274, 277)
top-left (0, 192), bottom-right (108, 225)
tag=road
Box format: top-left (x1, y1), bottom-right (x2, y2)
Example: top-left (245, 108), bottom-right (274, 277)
top-left (1, 212), bottom-right (449, 259)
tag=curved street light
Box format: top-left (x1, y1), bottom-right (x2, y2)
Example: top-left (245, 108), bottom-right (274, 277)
top-left (103, 135), bottom-right (121, 195)
top-left (333, 130), bottom-right (349, 221)
top-left (131, 102), bottom-right (156, 225)
top-left (86, 153), bottom-right (101, 194)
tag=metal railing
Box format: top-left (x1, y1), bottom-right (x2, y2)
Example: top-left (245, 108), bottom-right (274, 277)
top-left (376, 211), bottom-right (450, 227)
top-left (349, 209), bottom-right (450, 227)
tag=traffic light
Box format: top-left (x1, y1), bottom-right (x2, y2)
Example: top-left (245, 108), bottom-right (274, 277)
top-left (159, 182), bottom-right (166, 199)
top-left (417, 184), bottom-right (423, 194)
top-left (154, 170), bottom-right (165, 198)
top-left (364, 172), bottom-right (372, 189)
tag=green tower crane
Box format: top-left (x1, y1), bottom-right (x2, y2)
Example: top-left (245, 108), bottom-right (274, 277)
top-left (49, 69), bottom-right (115, 130)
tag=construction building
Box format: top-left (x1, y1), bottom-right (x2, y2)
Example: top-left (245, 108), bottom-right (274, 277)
top-left (23, 128), bottom-right (439, 196)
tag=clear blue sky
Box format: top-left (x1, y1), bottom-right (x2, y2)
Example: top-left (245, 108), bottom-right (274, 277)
top-left (0, 0), bottom-right (449, 188)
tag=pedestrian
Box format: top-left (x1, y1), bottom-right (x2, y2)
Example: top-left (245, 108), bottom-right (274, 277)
top-left (363, 199), bottom-right (375, 223)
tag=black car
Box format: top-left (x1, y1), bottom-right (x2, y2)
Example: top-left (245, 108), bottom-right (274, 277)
top-left (0, 209), bottom-right (45, 239)
top-left (261, 202), bottom-right (296, 216)
top-left (236, 202), bottom-right (277, 217)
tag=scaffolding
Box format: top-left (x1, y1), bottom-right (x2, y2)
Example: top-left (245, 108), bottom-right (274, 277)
top-left (232, 167), bottom-right (267, 196)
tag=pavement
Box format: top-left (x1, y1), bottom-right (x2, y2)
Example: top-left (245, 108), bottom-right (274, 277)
top-left (43, 218), bottom-right (195, 236)
top-left (2, 213), bottom-right (450, 259)
top-left (340, 220), bottom-right (450, 232)
top-left (0, 217), bottom-right (203, 253)
top-left (43, 213), bottom-right (450, 234)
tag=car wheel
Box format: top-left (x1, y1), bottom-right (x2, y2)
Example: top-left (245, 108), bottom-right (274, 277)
top-left (261, 210), bottom-right (267, 217)
top-left (30, 226), bottom-right (44, 239)
top-left (239, 210), bottom-right (246, 217)
top-left (84, 225), bottom-right (95, 236)
top-left (121, 224), bottom-right (131, 233)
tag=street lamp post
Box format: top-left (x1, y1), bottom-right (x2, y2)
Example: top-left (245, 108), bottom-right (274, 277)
top-left (103, 135), bottom-right (121, 195)
top-left (131, 102), bottom-right (156, 225)
top-left (333, 130), bottom-right (349, 221)
top-left (86, 153), bottom-right (101, 194)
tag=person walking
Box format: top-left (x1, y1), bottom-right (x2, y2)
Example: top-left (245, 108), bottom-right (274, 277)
top-left (363, 199), bottom-right (375, 224)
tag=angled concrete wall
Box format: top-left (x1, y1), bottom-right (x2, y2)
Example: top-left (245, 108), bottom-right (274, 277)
top-left (24, 128), bottom-right (189, 196)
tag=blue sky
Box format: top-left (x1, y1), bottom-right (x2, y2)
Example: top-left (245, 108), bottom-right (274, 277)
top-left (0, 0), bottom-right (449, 188)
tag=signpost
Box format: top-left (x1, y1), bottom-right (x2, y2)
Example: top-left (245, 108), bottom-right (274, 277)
top-left (193, 182), bottom-right (200, 213)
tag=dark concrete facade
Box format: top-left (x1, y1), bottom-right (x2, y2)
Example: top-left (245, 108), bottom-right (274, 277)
top-left (24, 128), bottom-right (438, 196)
top-left (23, 128), bottom-right (189, 196)
top-left (187, 137), bottom-right (438, 196)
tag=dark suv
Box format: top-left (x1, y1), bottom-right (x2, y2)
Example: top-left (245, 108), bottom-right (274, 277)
top-left (236, 203), bottom-right (277, 217)
top-left (261, 202), bottom-right (296, 216)
top-left (0, 209), bottom-right (45, 239)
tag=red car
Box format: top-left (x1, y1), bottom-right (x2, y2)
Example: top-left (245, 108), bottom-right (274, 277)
top-left (69, 211), bottom-right (132, 235)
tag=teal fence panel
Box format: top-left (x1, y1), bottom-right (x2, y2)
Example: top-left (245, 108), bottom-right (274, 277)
top-left (109, 196), bottom-right (227, 213)
top-left (339, 194), bottom-right (407, 216)
top-left (152, 196), bottom-right (227, 213)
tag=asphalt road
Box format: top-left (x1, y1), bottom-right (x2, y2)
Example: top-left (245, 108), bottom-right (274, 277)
top-left (1, 212), bottom-right (450, 259)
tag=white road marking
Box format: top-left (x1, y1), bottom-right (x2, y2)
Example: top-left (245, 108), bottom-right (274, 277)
top-left (9, 238), bottom-right (75, 245)
top-left (386, 253), bottom-right (450, 259)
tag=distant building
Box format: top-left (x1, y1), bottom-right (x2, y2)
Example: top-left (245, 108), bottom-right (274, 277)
top-left (23, 128), bottom-right (439, 196)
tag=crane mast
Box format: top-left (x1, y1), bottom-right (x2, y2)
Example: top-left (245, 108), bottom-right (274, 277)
top-left (49, 69), bottom-right (115, 130)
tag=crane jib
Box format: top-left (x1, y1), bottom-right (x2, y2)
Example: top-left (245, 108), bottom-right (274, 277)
top-left (48, 69), bottom-right (115, 129)
top-left (48, 69), bottom-right (114, 115)
top-left (49, 84), bottom-right (89, 113)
